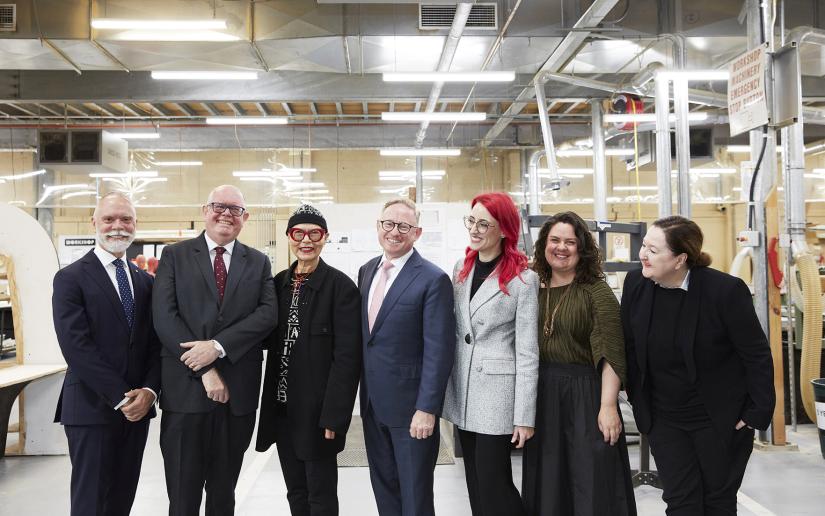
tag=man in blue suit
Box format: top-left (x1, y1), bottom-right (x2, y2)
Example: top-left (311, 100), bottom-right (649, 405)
top-left (358, 198), bottom-right (455, 516)
top-left (53, 192), bottom-right (161, 516)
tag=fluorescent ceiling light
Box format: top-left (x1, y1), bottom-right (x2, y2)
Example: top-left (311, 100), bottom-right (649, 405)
top-left (658, 70), bottom-right (730, 81)
top-left (382, 71), bottom-right (515, 83)
top-left (279, 167), bottom-right (316, 173)
top-left (538, 168), bottom-right (594, 176)
top-left (604, 113), bottom-right (708, 123)
top-left (556, 149), bottom-right (635, 157)
top-left (155, 161), bottom-right (203, 167)
top-left (91, 19), bottom-right (228, 30)
top-left (380, 148), bottom-right (461, 157)
top-left (379, 170), bottom-right (445, 181)
top-left (152, 71), bottom-right (257, 81)
top-left (114, 30), bottom-right (239, 42)
top-left (233, 171), bottom-right (302, 179)
top-left (36, 184), bottom-right (89, 205)
top-left (282, 182), bottom-right (326, 190)
top-left (0, 169), bottom-right (46, 180)
top-left (381, 112), bottom-right (486, 122)
top-left (613, 186), bottom-right (659, 191)
top-left (379, 187), bottom-right (410, 194)
top-left (90, 171), bottom-right (159, 179)
top-left (206, 117), bottom-right (288, 125)
top-left (109, 132), bottom-right (160, 140)
top-left (61, 191), bottom-right (97, 200)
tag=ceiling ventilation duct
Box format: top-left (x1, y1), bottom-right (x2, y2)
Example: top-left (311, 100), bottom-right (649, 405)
top-left (419, 3), bottom-right (497, 30)
top-left (0, 4), bottom-right (15, 32)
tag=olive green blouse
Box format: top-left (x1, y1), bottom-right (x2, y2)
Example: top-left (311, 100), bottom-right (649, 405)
top-left (538, 280), bottom-right (627, 385)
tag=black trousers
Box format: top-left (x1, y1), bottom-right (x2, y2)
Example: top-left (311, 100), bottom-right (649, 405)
top-left (457, 429), bottom-right (525, 516)
top-left (160, 406), bottom-right (256, 516)
top-left (274, 413), bottom-right (339, 516)
top-left (648, 417), bottom-right (755, 516)
top-left (64, 419), bottom-right (150, 516)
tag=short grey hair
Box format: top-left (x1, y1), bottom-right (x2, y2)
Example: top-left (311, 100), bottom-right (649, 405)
top-left (382, 198), bottom-right (420, 224)
top-left (93, 192), bottom-right (135, 218)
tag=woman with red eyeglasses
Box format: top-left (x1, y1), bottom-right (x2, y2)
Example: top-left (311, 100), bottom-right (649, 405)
top-left (256, 204), bottom-right (362, 516)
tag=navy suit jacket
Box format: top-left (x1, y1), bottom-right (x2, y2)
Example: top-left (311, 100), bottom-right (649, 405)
top-left (53, 249), bottom-right (161, 425)
top-left (358, 249), bottom-right (456, 427)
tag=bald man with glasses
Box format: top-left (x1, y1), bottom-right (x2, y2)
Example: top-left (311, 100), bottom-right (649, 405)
top-left (153, 185), bottom-right (276, 516)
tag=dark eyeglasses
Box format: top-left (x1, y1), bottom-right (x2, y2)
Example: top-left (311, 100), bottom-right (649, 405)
top-left (288, 227), bottom-right (326, 242)
top-left (378, 220), bottom-right (417, 234)
top-left (463, 216), bottom-right (496, 234)
top-left (207, 202), bottom-right (246, 217)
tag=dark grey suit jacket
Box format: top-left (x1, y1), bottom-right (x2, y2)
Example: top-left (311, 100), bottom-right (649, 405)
top-left (152, 232), bottom-right (277, 416)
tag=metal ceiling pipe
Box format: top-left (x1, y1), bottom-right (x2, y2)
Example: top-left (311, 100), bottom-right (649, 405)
top-left (654, 75), bottom-right (673, 218)
top-left (630, 62), bottom-right (665, 92)
top-left (413, 2), bottom-right (472, 148)
top-left (591, 100), bottom-right (608, 221)
top-left (527, 149), bottom-right (544, 216)
top-left (534, 82), bottom-right (569, 191)
top-left (673, 77), bottom-right (692, 217)
top-left (786, 26), bottom-right (825, 248)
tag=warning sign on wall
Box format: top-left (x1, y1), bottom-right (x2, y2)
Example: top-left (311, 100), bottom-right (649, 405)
top-left (727, 44), bottom-right (769, 136)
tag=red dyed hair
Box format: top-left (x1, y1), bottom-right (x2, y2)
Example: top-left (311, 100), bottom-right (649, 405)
top-left (457, 192), bottom-right (528, 295)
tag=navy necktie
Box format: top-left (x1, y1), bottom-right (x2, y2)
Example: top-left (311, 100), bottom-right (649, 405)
top-left (113, 259), bottom-right (135, 328)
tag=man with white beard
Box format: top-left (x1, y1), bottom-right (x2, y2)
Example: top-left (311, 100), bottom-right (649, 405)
top-left (52, 192), bottom-right (161, 516)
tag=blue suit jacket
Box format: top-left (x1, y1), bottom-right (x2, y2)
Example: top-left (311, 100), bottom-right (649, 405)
top-left (53, 249), bottom-right (161, 425)
top-left (358, 249), bottom-right (456, 427)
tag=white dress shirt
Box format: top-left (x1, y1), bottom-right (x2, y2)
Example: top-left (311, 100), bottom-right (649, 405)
top-left (367, 247), bottom-right (415, 314)
top-left (656, 269), bottom-right (691, 291)
top-left (93, 247), bottom-right (157, 409)
top-left (204, 233), bottom-right (235, 273)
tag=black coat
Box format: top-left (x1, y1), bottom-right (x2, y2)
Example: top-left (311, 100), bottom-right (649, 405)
top-left (256, 258), bottom-right (362, 460)
top-left (152, 233), bottom-right (277, 416)
top-left (621, 266), bottom-right (775, 448)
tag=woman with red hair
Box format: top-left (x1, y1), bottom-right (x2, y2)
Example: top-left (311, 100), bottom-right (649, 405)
top-left (443, 192), bottom-right (539, 516)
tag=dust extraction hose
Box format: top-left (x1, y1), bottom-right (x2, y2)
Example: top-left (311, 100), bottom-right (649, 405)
top-left (793, 252), bottom-right (823, 422)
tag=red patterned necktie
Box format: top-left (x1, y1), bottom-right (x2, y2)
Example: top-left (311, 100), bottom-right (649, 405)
top-left (214, 246), bottom-right (227, 303)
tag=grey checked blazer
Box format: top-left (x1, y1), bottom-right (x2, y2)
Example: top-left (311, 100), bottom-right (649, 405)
top-left (442, 259), bottom-right (539, 435)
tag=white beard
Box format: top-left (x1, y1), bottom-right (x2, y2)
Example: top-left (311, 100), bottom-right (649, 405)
top-left (98, 230), bottom-right (134, 255)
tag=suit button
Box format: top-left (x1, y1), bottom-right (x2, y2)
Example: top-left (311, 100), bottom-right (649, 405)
top-left (218, 316), bottom-right (224, 323)
top-left (464, 334), bottom-right (471, 344)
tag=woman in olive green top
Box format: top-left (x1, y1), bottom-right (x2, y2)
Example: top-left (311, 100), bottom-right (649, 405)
top-left (522, 211), bottom-right (636, 516)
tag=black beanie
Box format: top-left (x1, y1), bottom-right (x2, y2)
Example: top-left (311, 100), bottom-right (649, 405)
top-left (287, 203), bottom-right (327, 232)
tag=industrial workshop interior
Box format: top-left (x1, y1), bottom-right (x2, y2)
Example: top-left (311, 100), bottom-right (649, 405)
top-left (1, 0), bottom-right (825, 515)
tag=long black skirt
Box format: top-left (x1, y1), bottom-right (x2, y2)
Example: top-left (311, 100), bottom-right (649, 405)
top-left (522, 362), bottom-right (637, 516)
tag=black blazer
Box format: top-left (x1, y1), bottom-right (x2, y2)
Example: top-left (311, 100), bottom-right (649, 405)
top-left (152, 232), bottom-right (277, 416)
top-left (621, 267), bottom-right (775, 447)
top-left (53, 249), bottom-right (161, 425)
top-left (256, 258), bottom-right (362, 460)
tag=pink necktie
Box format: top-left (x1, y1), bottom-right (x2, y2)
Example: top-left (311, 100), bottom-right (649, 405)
top-left (368, 261), bottom-right (394, 332)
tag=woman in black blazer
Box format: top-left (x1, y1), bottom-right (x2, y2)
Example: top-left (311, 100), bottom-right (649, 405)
top-left (256, 204), bottom-right (362, 516)
top-left (621, 216), bottom-right (775, 515)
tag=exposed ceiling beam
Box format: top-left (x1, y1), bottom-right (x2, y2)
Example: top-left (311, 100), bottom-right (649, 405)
top-left (256, 102), bottom-right (270, 116)
top-left (203, 103), bottom-right (219, 116)
top-left (34, 103), bottom-right (62, 116)
top-left (65, 104), bottom-right (94, 117)
top-left (229, 103), bottom-right (243, 116)
top-left (150, 103), bottom-right (173, 117)
top-left (90, 103), bottom-right (116, 117)
top-left (335, 102), bottom-right (343, 116)
top-left (173, 103), bottom-right (197, 116)
top-left (389, 101), bottom-right (395, 112)
top-left (5, 103), bottom-right (38, 117)
top-left (309, 102), bottom-right (318, 115)
top-left (113, 103), bottom-right (142, 118)
top-left (281, 102), bottom-right (293, 116)
top-left (480, 0), bottom-right (621, 146)
top-left (563, 102), bottom-right (581, 114)
top-left (414, 101), bottom-right (422, 112)
top-left (362, 101), bottom-right (368, 120)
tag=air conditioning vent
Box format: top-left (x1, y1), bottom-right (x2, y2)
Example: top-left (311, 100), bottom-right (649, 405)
top-left (419, 3), bottom-right (497, 30)
top-left (0, 4), bottom-right (15, 32)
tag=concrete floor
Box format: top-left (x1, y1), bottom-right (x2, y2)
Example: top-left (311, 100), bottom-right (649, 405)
top-left (1, 422), bottom-right (824, 515)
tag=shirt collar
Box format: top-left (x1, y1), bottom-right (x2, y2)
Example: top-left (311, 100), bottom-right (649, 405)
top-left (656, 269), bottom-right (690, 291)
top-left (381, 247), bottom-right (415, 270)
top-left (204, 233), bottom-right (235, 255)
top-left (94, 246), bottom-right (129, 269)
